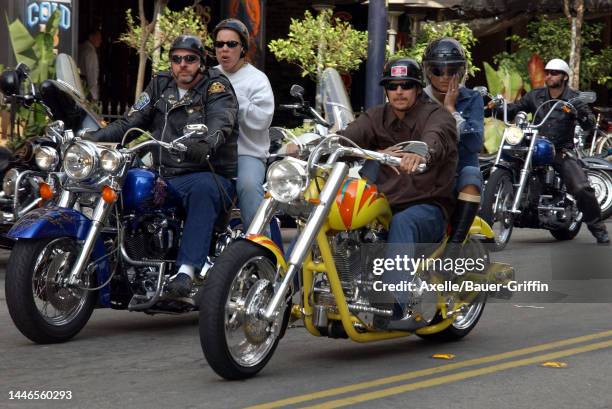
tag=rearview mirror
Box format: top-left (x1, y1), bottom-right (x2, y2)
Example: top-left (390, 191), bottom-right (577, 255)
top-left (578, 91), bottom-right (596, 104)
top-left (473, 86), bottom-right (488, 97)
top-left (290, 84), bottom-right (305, 103)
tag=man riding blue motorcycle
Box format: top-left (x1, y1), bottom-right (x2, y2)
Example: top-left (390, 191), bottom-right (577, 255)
top-left (87, 35), bottom-right (239, 295)
top-left (487, 58), bottom-right (609, 245)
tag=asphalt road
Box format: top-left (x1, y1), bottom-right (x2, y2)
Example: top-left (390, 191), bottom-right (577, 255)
top-left (1, 221), bottom-right (611, 409)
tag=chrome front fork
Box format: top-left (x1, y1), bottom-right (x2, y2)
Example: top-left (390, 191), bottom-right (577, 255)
top-left (510, 133), bottom-right (538, 214)
top-left (262, 162), bottom-right (349, 321)
top-left (67, 198), bottom-right (113, 286)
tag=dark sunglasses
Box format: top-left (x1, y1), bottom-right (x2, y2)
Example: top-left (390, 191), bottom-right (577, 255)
top-left (170, 54), bottom-right (200, 64)
top-left (545, 70), bottom-right (563, 77)
top-left (384, 82), bottom-right (417, 91)
top-left (214, 40), bottom-right (241, 49)
top-left (430, 66), bottom-right (461, 77)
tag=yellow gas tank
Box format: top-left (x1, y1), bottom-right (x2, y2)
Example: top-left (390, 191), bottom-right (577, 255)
top-left (328, 178), bottom-right (392, 231)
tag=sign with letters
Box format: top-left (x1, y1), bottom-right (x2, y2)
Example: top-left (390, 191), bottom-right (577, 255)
top-left (26, 0), bottom-right (72, 30)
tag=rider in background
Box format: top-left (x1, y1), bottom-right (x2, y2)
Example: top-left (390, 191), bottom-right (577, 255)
top-left (422, 37), bottom-right (484, 248)
top-left (213, 19), bottom-right (274, 231)
top-left (87, 35), bottom-right (240, 295)
top-left (487, 58), bottom-right (609, 245)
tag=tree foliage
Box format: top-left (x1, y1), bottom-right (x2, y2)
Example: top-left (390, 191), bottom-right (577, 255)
top-left (119, 5), bottom-right (211, 74)
top-left (494, 16), bottom-right (612, 89)
top-left (268, 9), bottom-right (368, 79)
top-left (391, 22), bottom-right (479, 77)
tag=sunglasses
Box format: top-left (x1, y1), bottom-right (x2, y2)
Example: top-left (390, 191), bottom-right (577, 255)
top-left (170, 54), bottom-right (200, 64)
top-left (214, 40), bottom-right (241, 49)
top-left (430, 66), bottom-right (462, 77)
top-left (545, 70), bottom-right (563, 77)
top-left (384, 82), bottom-right (418, 91)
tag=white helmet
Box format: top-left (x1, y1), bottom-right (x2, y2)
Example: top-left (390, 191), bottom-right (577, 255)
top-left (545, 58), bottom-right (571, 78)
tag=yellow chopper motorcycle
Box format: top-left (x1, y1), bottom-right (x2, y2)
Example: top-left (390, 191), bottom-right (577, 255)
top-left (198, 136), bottom-right (515, 380)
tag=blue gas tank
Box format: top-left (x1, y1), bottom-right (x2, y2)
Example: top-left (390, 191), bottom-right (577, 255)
top-left (532, 137), bottom-right (556, 166)
top-left (122, 168), bottom-right (181, 214)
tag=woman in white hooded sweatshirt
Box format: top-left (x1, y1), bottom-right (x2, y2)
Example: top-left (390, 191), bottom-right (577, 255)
top-left (213, 18), bottom-right (275, 230)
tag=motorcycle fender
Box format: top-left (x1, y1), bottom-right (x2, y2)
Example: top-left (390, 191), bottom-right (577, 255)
top-left (8, 206), bottom-right (94, 240)
top-left (7, 206), bottom-right (111, 306)
top-left (492, 163), bottom-right (517, 180)
top-left (580, 157), bottom-right (612, 171)
top-left (469, 216), bottom-right (495, 240)
top-left (245, 234), bottom-right (288, 273)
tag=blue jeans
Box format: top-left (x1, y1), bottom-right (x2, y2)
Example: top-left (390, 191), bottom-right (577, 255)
top-left (456, 145), bottom-right (482, 192)
top-left (237, 155), bottom-right (266, 230)
top-left (166, 172), bottom-right (234, 269)
top-left (384, 204), bottom-right (446, 308)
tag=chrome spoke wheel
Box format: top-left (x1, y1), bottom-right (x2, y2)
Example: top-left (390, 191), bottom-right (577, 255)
top-left (31, 238), bottom-right (90, 326)
top-left (587, 170), bottom-right (612, 219)
top-left (224, 256), bottom-right (278, 368)
top-left (452, 296), bottom-right (485, 330)
top-left (490, 175), bottom-right (514, 247)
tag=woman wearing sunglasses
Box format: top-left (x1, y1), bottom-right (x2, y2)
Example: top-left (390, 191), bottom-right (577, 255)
top-left (213, 18), bottom-right (275, 232)
top-left (422, 37), bottom-right (484, 248)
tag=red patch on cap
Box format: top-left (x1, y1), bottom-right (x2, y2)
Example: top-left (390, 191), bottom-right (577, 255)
top-left (391, 66), bottom-right (408, 77)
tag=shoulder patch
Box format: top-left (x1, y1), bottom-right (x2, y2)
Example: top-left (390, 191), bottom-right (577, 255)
top-left (133, 92), bottom-right (151, 111)
top-left (208, 81), bottom-right (226, 95)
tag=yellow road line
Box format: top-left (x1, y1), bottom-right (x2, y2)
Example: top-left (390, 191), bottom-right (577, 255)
top-left (245, 329), bottom-right (612, 409)
top-left (302, 339), bottom-right (612, 409)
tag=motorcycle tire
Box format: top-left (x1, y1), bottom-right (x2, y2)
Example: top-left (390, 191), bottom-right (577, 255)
top-left (549, 221), bottom-right (582, 241)
top-left (5, 237), bottom-right (96, 344)
top-left (587, 169), bottom-right (612, 220)
top-left (418, 239), bottom-right (488, 342)
top-left (480, 168), bottom-right (514, 251)
top-left (199, 240), bottom-right (286, 380)
top-left (595, 133), bottom-right (612, 156)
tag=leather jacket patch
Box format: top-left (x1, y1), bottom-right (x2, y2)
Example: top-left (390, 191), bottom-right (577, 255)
top-left (208, 81), bottom-right (226, 95)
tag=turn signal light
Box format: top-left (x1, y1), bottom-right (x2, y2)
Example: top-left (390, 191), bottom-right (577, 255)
top-left (39, 182), bottom-right (54, 200)
top-left (101, 185), bottom-right (118, 203)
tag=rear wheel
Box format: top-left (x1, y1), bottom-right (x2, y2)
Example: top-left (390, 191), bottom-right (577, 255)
top-left (587, 169), bottom-right (612, 220)
top-left (5, 237), bottom-right (96, 344)
top-left (480, 169), bottom-right (514, 251)
top-left (549, 220), bottom-right (582, 240)
top-left (418, 240), bottom-right (487, 342)
top-left (199, 240), bottom-right (286, 380)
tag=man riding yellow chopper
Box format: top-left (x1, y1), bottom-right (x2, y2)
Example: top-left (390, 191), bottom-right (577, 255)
top-left (198, 58), bottom-right (514, 380)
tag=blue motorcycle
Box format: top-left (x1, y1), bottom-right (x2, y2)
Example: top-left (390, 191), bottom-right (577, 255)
top-left (4, 126), bottom-right (268, 344)
top-left (479, 91), bottom-right (597, 251)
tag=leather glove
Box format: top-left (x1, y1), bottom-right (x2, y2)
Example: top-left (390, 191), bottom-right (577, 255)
top-left (182, 140), bottom-right (210, 164)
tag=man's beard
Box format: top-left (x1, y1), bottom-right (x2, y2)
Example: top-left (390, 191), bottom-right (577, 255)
top-left (174, 71), bottom-right (199, 86)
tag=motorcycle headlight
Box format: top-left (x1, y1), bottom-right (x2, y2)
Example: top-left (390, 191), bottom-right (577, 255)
top-left (2, 168), bottom-right (20, 196)
top-left (266, 158), bottom-right (307, 203)
top-left (503, 126), bottom-right (524, 146)
top-left (34, 145), bottom-right (59, 171)
top-left (64, 141), bottom-right (98, 180)
top-left (100, 149), bottom-right (123, 173)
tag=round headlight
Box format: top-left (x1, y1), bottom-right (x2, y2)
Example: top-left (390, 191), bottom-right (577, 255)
top-left (34, 145), bottom-right (59, 171)
top-left (2, 168), bottom-right (20, 196)
top-left (64, 141), bottom-right (98, 180)
top-left (100, 149), bottom-right (123, 173)
top-left (266, 159), bottom-right (307, 203)
top-left (503, 126), bottom-right (524, 146)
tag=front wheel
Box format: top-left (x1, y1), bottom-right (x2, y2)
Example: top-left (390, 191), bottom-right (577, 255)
top-left (480, 169), bottom-right (515, 251)
top-left (587, 170), bottom-right (612, 220)
top-left (5, 237), bottom-right (96, 344)
top-left (199, 240), bottom-right (285, 380)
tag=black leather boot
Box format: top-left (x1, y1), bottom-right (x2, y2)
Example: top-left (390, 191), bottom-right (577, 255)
top-left (449, 194), bottom-right (481, 244)
top-left (587, 221), bottom-right (610, 245)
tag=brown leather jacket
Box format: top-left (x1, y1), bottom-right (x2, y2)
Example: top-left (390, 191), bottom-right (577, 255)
top-left (341, 97), bottom-right (458, 220)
